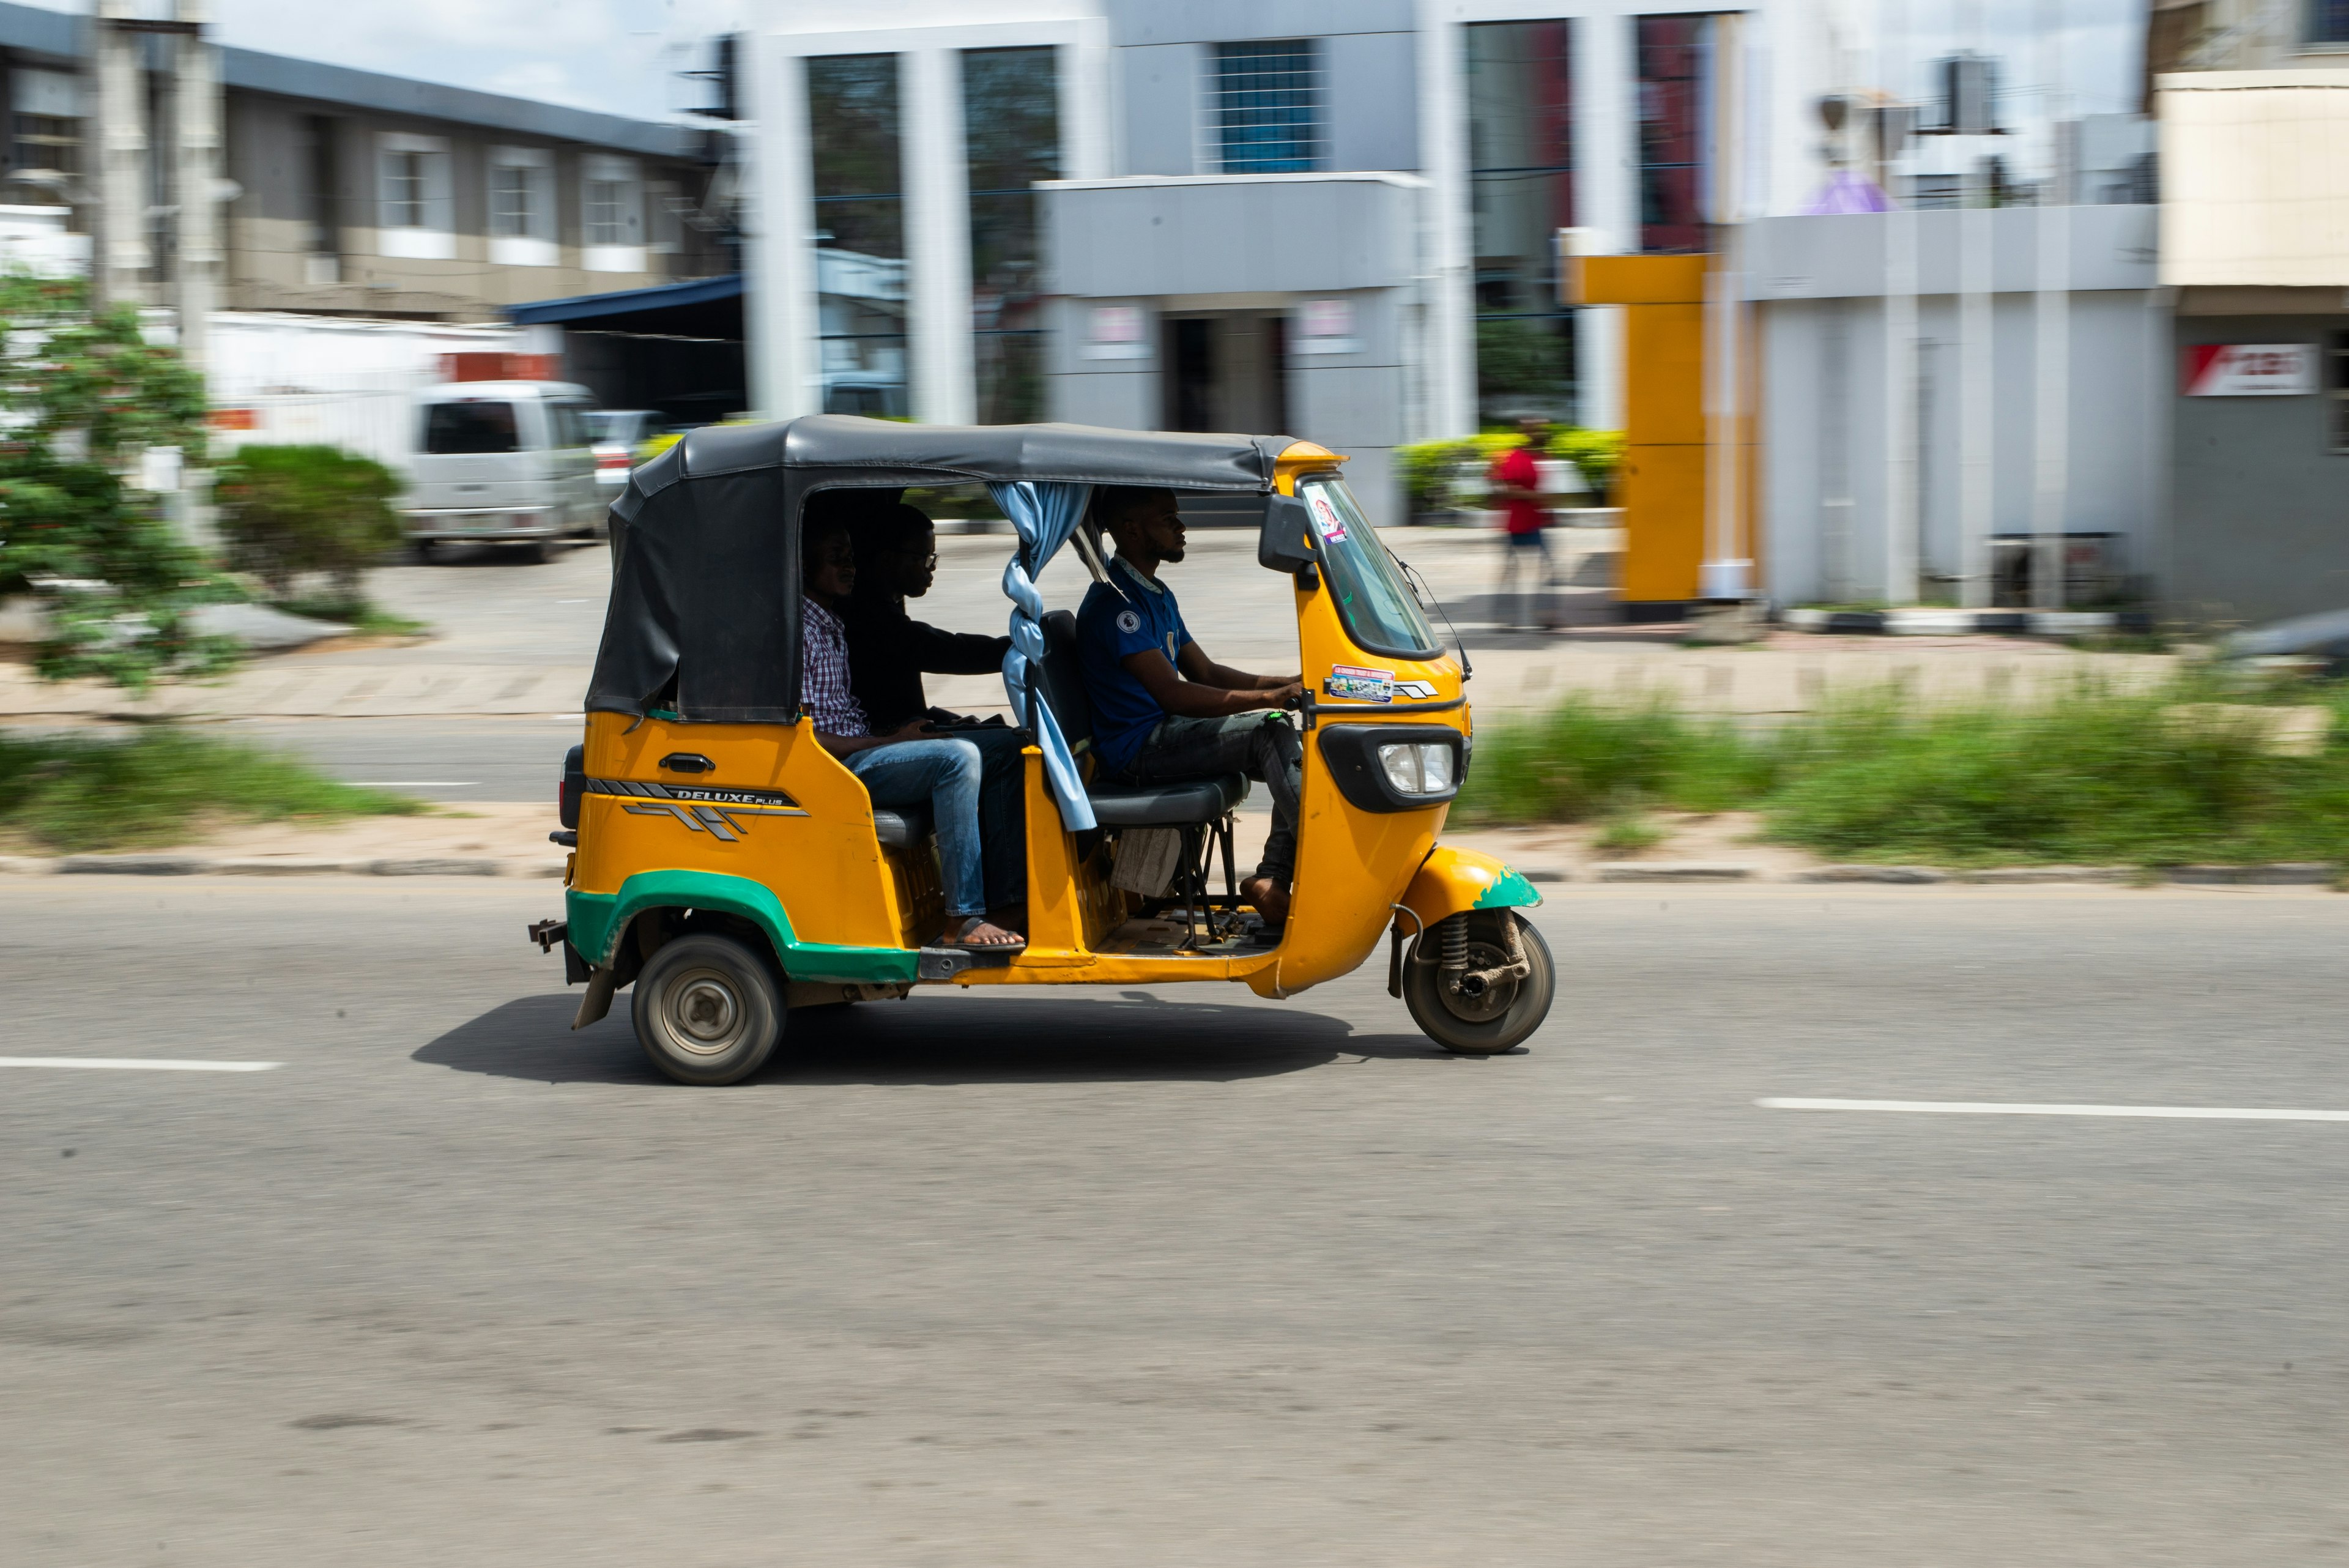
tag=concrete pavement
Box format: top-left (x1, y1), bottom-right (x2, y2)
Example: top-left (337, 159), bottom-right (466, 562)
top-left (6, 879), bottom-right (2348, 1564)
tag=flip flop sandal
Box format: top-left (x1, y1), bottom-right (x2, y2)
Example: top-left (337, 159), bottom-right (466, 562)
top-left (941, 916), bottom-right (1026, 954)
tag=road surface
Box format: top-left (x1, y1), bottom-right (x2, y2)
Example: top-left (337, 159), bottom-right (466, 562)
top-left (6, 879), bottom-right (2346, 1564)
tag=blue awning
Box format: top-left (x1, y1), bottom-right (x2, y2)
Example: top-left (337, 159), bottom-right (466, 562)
top-left (505, 273), bottom-right (742, 327)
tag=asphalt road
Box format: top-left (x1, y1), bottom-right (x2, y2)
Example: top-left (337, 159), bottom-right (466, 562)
top-left (7, 880), bottom-right (2348, 1564)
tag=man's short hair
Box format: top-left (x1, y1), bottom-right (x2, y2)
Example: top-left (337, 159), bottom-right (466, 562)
top-left (801, 507), bottom-right (850, 566)
top-left (867, 502), bottom-right (933, 552)
top-left (1091, 485), bottom-right (1173, 532)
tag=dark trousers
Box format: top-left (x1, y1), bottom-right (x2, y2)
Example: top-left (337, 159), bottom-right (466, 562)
top-left (962, 724), bottom-right (1028, 910)
top-left (1123, 712), bottom-right (1302, 885)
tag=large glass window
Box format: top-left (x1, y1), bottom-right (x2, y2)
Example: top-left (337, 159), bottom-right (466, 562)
top-left (964, 46), bottom-right (1059, 425)
top-left (1466, 19), bottom-right (1576, 423)
top-left (1211, 40), bottom-right (1323, 173)
top-left (808, 53), bottom-right (908, 418)
top-left (1636, 16), bottom-right (1710, 253)
top-left (2316, 0), bottom-right (2349, 43)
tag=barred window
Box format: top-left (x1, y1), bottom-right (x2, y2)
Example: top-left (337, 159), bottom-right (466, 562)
top-left (586, 179), bottom-right (626, 245)
top-left (384, 150), bottom-right (427, 229)
top-left (1209, 40), bottom-right (1322, 174)
top-left (491, 165), bottom-right (533, 239)
top-left (2314, 0), bottom-right (2349, 45)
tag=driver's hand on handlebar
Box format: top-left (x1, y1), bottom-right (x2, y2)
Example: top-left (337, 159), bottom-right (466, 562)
top-left (1268, 682), bottom-right (1308, 709)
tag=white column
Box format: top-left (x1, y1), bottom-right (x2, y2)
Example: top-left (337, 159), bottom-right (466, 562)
top-left (1958, 186), bottom-right (1993, 606)
top-left (1880, 0), bottom-right (1918, 604)
top-left (173, 9), bottom-right (221, 379)
top-left (1062, 21), bottom-right (1114, 180)
top-left (745, 40), bottom-right (819, 420)
top-left (1573, 9), bottom-right (1637, 432)
top-left (95, 1), bottom-right (150, 310)
top-left (1416, 0), bottom-right (1475, 440)
top-left (2030, 0), bottom-right (2070, 611)
top-left (901, 48), bottom-right (974, 426)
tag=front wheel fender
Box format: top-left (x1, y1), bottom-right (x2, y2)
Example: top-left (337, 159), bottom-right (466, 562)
top-left (1399, 845), bottom-right (1543, 932)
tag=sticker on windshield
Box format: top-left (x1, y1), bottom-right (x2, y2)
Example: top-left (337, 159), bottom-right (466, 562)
top-left (1307, 489), bottom-right (1348, 544)
top-left (1326, 664), bottom-right (1394, 703)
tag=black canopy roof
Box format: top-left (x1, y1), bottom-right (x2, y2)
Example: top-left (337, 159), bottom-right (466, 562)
top-left (587, 416), bottom-right (1302, 723)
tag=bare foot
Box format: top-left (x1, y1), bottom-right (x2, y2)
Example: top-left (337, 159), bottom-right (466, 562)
top-left (1240, 877), bottom-right (1291, 926)
top-left (943, 916), bottom-right (1024, 949)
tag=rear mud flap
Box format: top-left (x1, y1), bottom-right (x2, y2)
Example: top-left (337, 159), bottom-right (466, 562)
top-left (571, 967), bottom-right (619, 1030)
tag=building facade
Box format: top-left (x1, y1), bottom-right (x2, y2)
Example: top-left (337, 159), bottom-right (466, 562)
top-left (742, 0), bottom-right (1863, 522)
top-left (0, 1), bottom-right (730, 324)
top-left (2158, 64), bottom-right (2349, 622)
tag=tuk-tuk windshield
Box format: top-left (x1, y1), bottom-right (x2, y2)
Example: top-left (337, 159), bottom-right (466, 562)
top-left (1297, 474), bottom-right (1441, 660)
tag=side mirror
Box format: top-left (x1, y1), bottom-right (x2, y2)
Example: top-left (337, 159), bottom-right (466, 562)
top-left (1258, 493), bottom-right (1317, 573)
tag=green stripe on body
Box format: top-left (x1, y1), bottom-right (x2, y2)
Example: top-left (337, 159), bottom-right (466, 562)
top-left (565, 869), bottom-right (919, 985)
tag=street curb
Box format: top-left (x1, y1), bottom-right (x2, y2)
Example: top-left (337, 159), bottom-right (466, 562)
top-left (2164, 863), bottom-right (2336, 885)
top-left (1959, 866), bottom-right (2133, 884)
top-left (1794, 865), bottom-right (1948, 884)
top-left (1592, 863), bottom-right (1757, 883)
top-left (18, 855), bottom-right (563, 879)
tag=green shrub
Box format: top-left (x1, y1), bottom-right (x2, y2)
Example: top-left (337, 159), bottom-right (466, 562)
top-left (216, 445), bottom-right (403, 602)
top-left (1548, 428), bottom-right (1625, 500)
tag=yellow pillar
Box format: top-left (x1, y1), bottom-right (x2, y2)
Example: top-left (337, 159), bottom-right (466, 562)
top-left (1567, 254), bottom-right (1739, 614)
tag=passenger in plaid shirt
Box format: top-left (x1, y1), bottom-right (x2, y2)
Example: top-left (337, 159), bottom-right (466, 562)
top-left (802, 513), bottom-right (1023, 951)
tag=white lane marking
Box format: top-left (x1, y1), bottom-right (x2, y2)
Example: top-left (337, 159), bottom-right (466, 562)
top-left (0, 1057), bottom-right (281, 1072)
top-left (346, 781), bottom-right (480, 787)
top-left (1759, 1097), bottom-right (2349, 1123)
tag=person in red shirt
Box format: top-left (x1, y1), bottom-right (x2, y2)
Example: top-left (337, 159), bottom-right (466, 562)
top-left (1487, 415), bottom-right (1556, 630)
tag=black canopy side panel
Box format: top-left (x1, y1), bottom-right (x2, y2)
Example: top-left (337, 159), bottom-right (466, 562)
top-left (585, 485), bottom-right (680, 719)
top-left (587, 461), bottom-right (798, 723)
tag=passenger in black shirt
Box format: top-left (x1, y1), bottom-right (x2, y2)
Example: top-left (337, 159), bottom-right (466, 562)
top-left (845, 503), bottom-right (1027, 926)
top-left (844, 503), bottom-right (1011, 729)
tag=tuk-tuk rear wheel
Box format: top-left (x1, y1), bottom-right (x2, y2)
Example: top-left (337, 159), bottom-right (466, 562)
top-left (1403, 912), bottom-right (1553, 1056)
top-left (631, 932), bottom-right (783, 1087)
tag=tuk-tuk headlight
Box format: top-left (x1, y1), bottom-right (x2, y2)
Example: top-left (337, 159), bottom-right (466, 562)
top-left (1378, 741), bottom-right (1455, 796)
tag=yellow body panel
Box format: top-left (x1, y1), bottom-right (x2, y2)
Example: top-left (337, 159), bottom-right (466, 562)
top-left (1401, 846), bottom-right (1530, 927)
top-left (571, 710), bottom-right (935, 950)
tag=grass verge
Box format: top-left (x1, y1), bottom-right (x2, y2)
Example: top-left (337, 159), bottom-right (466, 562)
top-left (1458, 680), bottom-right (2349, 868)
top-left (0, 726), bottom-right (425, 853)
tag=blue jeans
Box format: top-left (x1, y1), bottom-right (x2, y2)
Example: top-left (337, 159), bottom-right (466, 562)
top-left (848, 737), bottom-right (995, 919)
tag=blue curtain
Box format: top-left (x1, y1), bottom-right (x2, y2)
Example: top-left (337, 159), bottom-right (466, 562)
top-left (989, 480), bottom-right (1096, 832)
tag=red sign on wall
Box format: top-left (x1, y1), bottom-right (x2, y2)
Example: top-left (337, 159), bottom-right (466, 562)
top-left (2181, 343), bottom-right (2316, 396)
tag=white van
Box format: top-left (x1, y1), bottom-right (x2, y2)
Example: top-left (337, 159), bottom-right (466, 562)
top-left (403, 381), bottom-right (602, 562)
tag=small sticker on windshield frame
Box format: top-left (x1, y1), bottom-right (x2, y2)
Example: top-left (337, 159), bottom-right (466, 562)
top-left (1325, 664), bottom-right (1395, 702)
top-left (1307, 489), bottom-right (1348, 544)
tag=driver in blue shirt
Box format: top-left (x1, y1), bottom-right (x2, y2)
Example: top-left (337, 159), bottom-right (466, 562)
top-left (1075, 486), bottom-right (1305, 926)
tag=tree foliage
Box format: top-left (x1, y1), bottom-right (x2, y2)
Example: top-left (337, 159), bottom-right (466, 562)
top-left (0, 274), bottom-right (236, 689)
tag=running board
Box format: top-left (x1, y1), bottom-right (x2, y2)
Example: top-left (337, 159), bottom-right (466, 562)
top-left (915, 945), bottom-right (1019, 981)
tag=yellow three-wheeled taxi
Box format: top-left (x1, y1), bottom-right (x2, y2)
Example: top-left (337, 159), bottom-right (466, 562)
top-left (530, 417), bottom-right (1552, 1083)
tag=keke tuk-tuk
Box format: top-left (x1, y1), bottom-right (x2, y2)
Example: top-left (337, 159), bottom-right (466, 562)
top-left (530, 417), bottom-right (1553, 1084)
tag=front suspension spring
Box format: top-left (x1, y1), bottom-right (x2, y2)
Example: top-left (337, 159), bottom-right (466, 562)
top-left (1440, 913), bottom-right (1468, 972)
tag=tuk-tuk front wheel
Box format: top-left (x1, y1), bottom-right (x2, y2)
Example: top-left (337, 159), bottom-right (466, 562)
top-left (1403, 912), bottom-right (1553, 1056)
top-left (631, 932), bottom-right (783, 1086)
